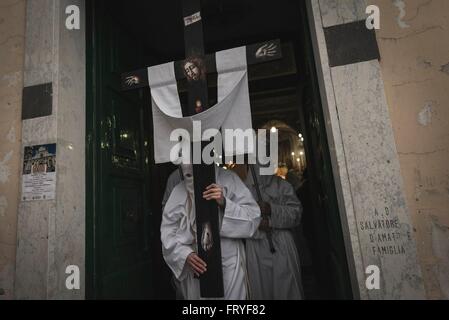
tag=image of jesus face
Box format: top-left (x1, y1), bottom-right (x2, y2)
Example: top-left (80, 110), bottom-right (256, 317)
top-left (184, 61), bottom-right (201, 81)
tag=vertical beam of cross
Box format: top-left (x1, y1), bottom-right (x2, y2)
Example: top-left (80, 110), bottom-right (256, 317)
top-left (181, 0), bottom-right (224, 298)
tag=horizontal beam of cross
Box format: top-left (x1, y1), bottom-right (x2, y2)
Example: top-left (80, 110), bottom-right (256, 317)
top-left (121, 39), bottom-right (282, 91)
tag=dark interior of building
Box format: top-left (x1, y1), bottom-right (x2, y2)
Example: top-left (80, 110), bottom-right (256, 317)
top-left (86, 0), bottom-right (353, 300)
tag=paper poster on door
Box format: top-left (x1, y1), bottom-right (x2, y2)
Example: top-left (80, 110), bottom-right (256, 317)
top-left (22, 144), bottom-right (57, 201)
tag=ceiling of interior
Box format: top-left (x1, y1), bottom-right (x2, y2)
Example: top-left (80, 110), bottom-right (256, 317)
top-left (110, 0), bottom-right (304, 61)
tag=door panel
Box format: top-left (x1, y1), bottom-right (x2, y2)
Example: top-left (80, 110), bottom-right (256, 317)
top-left (298, 1), bottom-right (353, 299)
top-left (87, 0), bottom-right (153, 299)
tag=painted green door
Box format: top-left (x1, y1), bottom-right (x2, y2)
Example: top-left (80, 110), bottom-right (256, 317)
top-left (86, 1), bottom-right (153, 299)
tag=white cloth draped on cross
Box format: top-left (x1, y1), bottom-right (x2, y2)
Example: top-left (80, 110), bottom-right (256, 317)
top-left (148, 46), bottom-right (254, 164)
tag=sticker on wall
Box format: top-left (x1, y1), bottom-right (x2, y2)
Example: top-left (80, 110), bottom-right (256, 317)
top-left (21, 144), bottom-right (57, 201)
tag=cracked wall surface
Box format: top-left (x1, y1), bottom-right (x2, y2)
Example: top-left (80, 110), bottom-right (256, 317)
top-left (372, 0), bottom-right (449, 299)
top-left (0, 0), bottom-right (25, 300)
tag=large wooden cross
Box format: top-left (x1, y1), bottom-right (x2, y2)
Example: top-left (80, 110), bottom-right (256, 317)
top-left (121, 0), bottom-right (282, 298)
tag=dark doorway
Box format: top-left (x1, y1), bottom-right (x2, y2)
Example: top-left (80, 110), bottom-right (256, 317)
top-left (86, 0), bottom-right (353, 300)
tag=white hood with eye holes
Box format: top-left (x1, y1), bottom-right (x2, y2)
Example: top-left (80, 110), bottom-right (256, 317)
top-left (181, 164), bottom-right (196, 232)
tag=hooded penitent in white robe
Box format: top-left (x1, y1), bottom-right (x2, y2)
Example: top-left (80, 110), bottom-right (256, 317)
top-left (243, 168), bottom-right (304, 300)
top-left (161, 166), bottom-right (261, 300)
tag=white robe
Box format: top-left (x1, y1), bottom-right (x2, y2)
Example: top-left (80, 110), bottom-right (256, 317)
top-left (161, 167), bottom-right (261, 300)
top-left (162, 168), bottom-right (183, 210)
top-left (244, 171), bottom-right (304, 300)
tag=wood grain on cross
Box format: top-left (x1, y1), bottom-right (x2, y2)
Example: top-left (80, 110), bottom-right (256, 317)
top-left (121, 0), bottom-right (282, 298)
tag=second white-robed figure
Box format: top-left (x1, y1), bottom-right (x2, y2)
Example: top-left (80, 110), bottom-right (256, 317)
top-left (233, 164), bottom-right (304, 300)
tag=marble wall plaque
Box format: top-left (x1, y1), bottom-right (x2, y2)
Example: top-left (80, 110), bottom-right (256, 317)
top-left (22, 83), bottom-right (53, 120)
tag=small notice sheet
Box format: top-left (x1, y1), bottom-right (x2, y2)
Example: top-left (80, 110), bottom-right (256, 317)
top-left (22, 144), bottom-right (57, 201)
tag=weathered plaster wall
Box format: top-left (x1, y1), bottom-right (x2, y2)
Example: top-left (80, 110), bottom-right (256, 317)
top-left (371, 0), bottom-right (449, 299)
top-left (0, 0), bottom-right (25, 300)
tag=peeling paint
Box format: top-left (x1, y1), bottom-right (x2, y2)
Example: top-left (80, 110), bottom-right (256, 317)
top-left (6, 126), bottom-right (15, 143)
top-left (441, 63), bottom-right (449, 75)
top-left (0, 151), bottom-right (13, 184)
top-left (0, 195), bottom-right (7, 218)
top-left (393, 0), bottom-right (411, 29)
top-left (418, 102), bottom-right (433, 126)
top-left (417, 57), bottom-right (432, 69)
